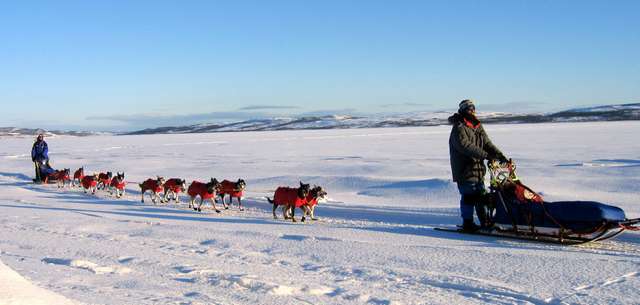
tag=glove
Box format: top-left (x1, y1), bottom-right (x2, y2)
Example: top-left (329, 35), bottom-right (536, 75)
top-left (497, 154), bottom-right (509, 163)
top-left (487, 152), bottom-right (508, 163)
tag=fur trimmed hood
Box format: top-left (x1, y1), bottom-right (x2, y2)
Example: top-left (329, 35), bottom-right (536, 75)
top-left (448, 113), bottom-right (463, 124)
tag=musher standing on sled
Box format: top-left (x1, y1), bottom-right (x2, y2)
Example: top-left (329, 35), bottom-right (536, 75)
top-left (31, 134), bottom-right (49, 182)
top-left (449, 99), bottom-right (508, 232)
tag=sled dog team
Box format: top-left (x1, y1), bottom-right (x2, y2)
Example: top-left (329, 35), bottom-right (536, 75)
top-left (57, 166), bottom-right (327, 222)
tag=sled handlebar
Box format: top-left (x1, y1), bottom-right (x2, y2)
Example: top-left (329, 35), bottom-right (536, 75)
top-left (489, 160), bottom-right (518, 188)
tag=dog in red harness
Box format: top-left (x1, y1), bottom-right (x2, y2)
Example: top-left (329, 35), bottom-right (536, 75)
top-left (72, 167), bottom-right (84, 187)
top-left (290, 185), bottom-right (327, 222)
top-left (97, 172), bottom-right (113, 190)
top-left (163, 178), bottom-right (187, 203)
top-left (81, 174), bottom-right (99, 194)
top-left (109, 172), bottom-right (126, 198)
top-left (266, 182), bottom-right (310, 222)
top-left (47, 168), bottom-right (71, 188)
top-left (139, 176), bottom-right (165, 204)
top-left (188, 178), bottom-right (222, 212)
top-left (217, 179), bottom-right (247, 211)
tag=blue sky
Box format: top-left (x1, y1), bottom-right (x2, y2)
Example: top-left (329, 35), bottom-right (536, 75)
top-left (1, 0), bottom-right (638, 131)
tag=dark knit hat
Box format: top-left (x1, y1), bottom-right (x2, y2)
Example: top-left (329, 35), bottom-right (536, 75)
top-left (458, 99), bottom-right (475, 112)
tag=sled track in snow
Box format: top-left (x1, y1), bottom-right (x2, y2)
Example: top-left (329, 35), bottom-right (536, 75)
top-left (15, 177), bottom-right (640, 257)
top-left (545, 272), bottom-right (640, 304)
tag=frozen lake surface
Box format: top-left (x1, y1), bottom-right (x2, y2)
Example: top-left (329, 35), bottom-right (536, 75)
top-left (1, 121), bottom-right (639, 304)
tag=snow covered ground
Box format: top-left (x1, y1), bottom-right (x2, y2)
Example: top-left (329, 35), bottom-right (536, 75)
top-left (0, 121), bottom-right (639, 305)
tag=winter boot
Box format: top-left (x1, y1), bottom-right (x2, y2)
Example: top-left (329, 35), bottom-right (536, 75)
top-left (462, 219), bottom-right (480, 232)
top-left (475, 204), bottom-right (493, 229)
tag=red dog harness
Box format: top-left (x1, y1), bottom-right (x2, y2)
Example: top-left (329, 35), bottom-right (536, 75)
top-left (141, 179), bottom-right (163, 193)
top-left (110, 179), bottom-right (126, 190)
top-left (98, 173), bottom-right (112, 186)
top-left (273, 187), bottom-right (307, 208)
top-left (50, 170), bottom-right (70, 181)
top-left (164, 178), bottom-right (184, 193)
top-left (305, 194), bottom-right (319, 207)
top-left (219, 180), bottom-right (244, 198)
top-left (73, 169), bottom-right (84, 180)
top-left (188, 181), bottom-right (215, 199)
top-left (81, 176), bottom-right (97, 189)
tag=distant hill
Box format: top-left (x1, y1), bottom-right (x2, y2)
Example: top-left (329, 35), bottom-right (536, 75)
top-left (124, 103), bottom-right (640, 135)
top-left (0, 127), bottom-right (109, 137)
top-left (3, 103), bottom-right (638, 137)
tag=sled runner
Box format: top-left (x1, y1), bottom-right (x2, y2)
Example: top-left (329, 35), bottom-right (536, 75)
top-left (438, 160), bottom-right (640, 245)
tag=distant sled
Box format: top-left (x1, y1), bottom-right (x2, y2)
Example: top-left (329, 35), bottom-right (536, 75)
top-left (437, 161), bottom-right (640, 245)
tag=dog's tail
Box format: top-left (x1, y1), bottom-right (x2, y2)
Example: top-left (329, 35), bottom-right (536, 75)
top-left (265, 197), bottom-right (274, 204)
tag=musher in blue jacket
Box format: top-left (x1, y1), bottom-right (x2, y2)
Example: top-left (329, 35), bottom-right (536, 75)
top-left (31, 134), bottom-right (49, 182)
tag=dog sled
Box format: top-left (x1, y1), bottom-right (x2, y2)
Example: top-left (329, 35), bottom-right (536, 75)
top-left (32, 161), bottom-right (59, 184)
top-left (438, 161), bottom-right (640, 245)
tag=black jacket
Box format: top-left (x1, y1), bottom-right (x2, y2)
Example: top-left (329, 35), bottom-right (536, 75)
top-left (448, 113), bottom-right (504, 183)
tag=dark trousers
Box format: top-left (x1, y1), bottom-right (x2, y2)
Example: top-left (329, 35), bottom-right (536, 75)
top-left (34, 162), bottom-right (42, 181)
top-left (457, 181), bottom-right (486, 221)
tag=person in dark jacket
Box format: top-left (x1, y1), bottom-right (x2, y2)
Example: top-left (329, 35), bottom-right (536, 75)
top-left (449, 99), bottom-right (508, 232)
top-left (31, 134), bottom-right (49, 182)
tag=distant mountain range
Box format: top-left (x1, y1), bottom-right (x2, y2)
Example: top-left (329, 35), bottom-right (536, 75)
top-left (125, 103), bottom-right (640, 135)
top-left (0, 127), bottom-right (108, 138)
top-left (2, 103), bottom-right (638, 137)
